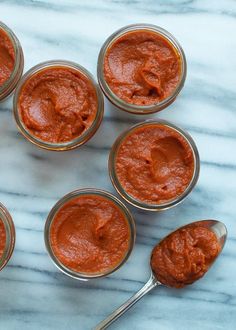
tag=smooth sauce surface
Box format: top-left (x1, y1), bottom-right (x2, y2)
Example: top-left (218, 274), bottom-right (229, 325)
top-left (0, 219), bottom-right (6, 258)
top-left (50, 195), bottom-right (130, 274)
top-left (18, 67), bottom-right (98, 143)
top-left (151, 223), bottom-right (221, 288)
top-left (104, 30), bottom-right (181, 105)
top-left (115, 124), bottom-right (194, 204)
top-left (0, 28), bottom-right (15, 86)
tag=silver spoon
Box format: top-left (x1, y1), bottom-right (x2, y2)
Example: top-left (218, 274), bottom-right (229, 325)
top-left (94, 220), bottom-right (227, 330)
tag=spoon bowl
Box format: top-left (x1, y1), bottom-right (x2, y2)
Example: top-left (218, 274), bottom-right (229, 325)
top-left (94, 220), bottom-right (227, 329)
top-left (201, 219), bottom-right (227, 251)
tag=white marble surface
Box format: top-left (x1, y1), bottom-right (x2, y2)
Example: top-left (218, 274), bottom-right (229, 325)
top-left (0, 1), bottom-right (236, 329)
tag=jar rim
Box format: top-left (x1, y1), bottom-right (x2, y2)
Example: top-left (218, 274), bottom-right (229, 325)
top-left (0, 202), bottom-right (15, 271)
top-left (0, 21), bottom-right (24, 100)
top-left (13, 60), bottom-right (104, 151)
top-left (109, 119), bottom-right (200, 211)
top-left (97, 23), bottom-right (187, 114)
top-left (44, 188), bottom-right (136, 280)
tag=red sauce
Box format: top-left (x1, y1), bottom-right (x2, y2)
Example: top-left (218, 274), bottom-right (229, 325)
top-left (18, 67), bottom-right (98, 143)
top-left (50, 194), bottom-right (130, 274)
top-left (0, 219), bottom-right (6, 258)
top-left (104, 30), bottom-right (181, 105)
top-left (0, 28), bottom-right (15, 86)
top-left (151, 222), bottom-right (221, 288)
top-left (115, 124), bottom-right (194, 204)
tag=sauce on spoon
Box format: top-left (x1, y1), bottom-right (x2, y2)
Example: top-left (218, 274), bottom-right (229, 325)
top-left (151, 222), bottom-right (221, 288)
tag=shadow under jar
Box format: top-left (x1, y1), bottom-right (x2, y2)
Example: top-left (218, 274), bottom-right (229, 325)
top-left (0, 21), bottom-right (24, 101)
top-left (109, 120), bottom-right (200, 211)
top-left (97, 24), bottom-right (186, 114)
top-left (0, 202), bottom-right (15, 271)
top-left (44, 189), bottom-right (136, 280)
top-left (13, 60), bottom-right (104, 151)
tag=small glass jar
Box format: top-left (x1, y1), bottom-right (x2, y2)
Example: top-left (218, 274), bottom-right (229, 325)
top-left (13, 60), bottom-right (104, 151)
top-left (0, 21), bottom-right (24, 102)
top-left (97, 23), bottom-right (187, 114)
top-left (44, 188), bottom-right (136, 280)
top-left (0, 202), bottom-right (15, 271)
top-left (109, 120), bottom-right (200, 211)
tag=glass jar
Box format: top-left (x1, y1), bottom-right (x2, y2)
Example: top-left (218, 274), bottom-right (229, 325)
top-left (13, 60), bottom-right (104, 151)
top-left (44, 188), bottom-right (136, 280)
top-left (0, 21), bottom-right (24, 101)
top-left (0, 202), bottom-right (15, 271)
top-left (97, 23), bottom-right (187, 114)
top-left (109, 120), bottom-right (200, 211)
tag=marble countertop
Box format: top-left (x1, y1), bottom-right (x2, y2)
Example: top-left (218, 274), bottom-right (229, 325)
top-left (0, 1), bottom-right (236, 329)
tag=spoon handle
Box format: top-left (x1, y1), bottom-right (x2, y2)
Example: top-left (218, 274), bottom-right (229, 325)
top-left (94, 274), bottom-right (160, 330)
